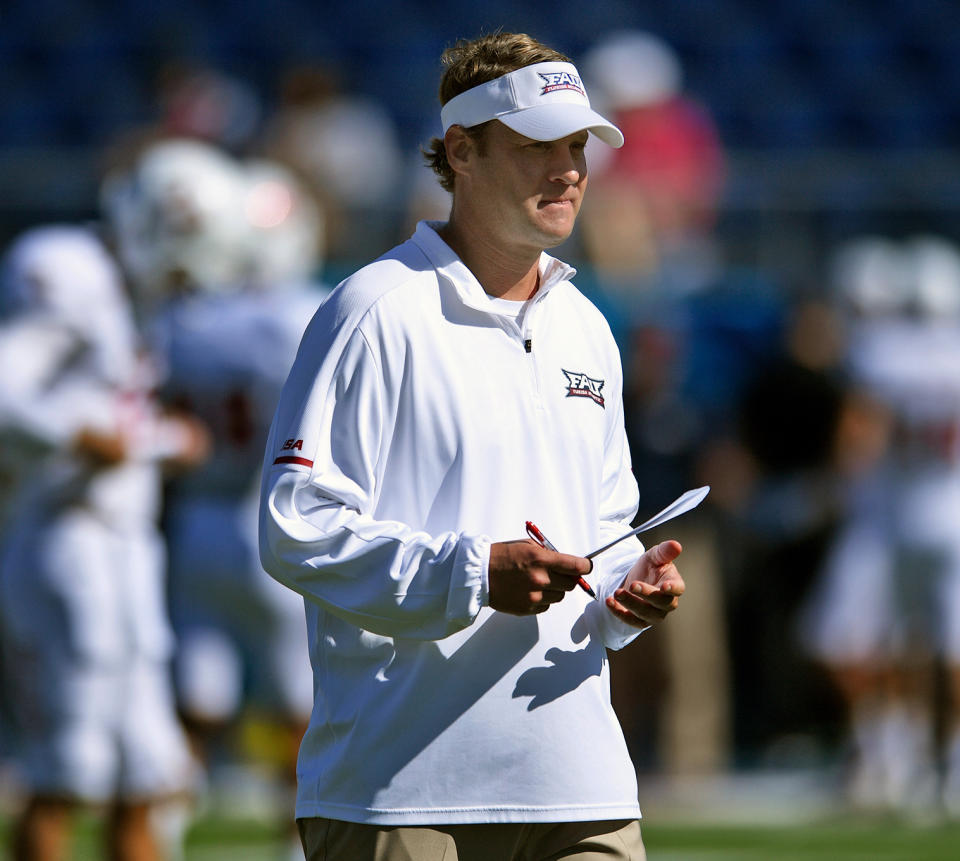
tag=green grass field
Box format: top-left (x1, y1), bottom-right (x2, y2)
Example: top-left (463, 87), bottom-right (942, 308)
top-left (4, 814), bottom-right (960, 860)
top-left (643, 821), bottom-right (960, 860)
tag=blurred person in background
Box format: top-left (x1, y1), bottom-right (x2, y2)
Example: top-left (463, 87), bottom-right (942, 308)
top-left (257, 63), bottom-right (403, 265)
top-left (0, 225), bottom-right (207, 861)
top-left (103, 138), bottom-right (326, 859)
top-left (578, 30), bottom-right (726, 314)
top-left (101, 61), bottom-right (264, 177)
top-left (573, 30), bottom-right (734, 780)
top-left (728, 295), bottom-right (851, 765)
top-left (799, 235), bottom-right (960, 816)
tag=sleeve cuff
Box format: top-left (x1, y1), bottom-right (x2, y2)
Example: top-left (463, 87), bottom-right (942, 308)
top-left (588, 541), bottom-right (650, 650)
top-left (446, 532), bottom-right (491, 628)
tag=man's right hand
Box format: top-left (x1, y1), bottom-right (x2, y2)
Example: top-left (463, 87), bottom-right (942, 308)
top-left (487, 540), bottom-right (592, 615)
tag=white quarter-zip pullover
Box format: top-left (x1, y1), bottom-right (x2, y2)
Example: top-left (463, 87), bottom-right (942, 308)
top-left (260, 221), bottom-right (648, 824)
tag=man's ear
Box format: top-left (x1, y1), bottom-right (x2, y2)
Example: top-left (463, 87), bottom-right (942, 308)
top-left (444, 126), bottom-right (474, 177)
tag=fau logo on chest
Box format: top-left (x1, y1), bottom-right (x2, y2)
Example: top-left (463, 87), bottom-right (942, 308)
top-left (562, 369), bottom-right (605, 407)
top-left (538, 71), bottom-right (585, 97)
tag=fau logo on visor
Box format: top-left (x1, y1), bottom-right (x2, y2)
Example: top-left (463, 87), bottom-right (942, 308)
top-left (538, 71), bottom-right (585, 97)
top-left (563, 369), bottom-right (605, 407)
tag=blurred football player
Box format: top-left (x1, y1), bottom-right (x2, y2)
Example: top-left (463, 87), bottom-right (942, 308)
top-left (800, 235), bottom-right (960, 815)
top-left (0, 225), bottom-right (207, 860)
top-left (104, 140), bottom-right (325, 854)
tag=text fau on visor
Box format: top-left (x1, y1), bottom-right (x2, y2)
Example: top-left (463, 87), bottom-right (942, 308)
top-left (440, 61), bottom-right (625, 148)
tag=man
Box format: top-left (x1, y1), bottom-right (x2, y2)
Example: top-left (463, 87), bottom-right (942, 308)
top-left (259, 32), bottom-right (686, 861)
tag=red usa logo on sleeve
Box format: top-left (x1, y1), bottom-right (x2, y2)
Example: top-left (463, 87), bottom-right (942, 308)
top-left (274, 438), bottom-right (313, 467)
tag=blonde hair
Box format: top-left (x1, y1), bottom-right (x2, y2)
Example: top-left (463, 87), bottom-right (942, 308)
top-left (423, 32), bottom-right (570, 192)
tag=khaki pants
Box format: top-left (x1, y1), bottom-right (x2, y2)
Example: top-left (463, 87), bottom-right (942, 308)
top-left (298, 817), bottom-right (646, 861)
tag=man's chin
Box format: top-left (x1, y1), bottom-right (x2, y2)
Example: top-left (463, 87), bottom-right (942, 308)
top-left (532, 217), bottom-right (577, 248)
top-left (540, 226), bottom-right (576, 249)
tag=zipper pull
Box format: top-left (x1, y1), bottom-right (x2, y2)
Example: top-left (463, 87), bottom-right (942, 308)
top-left (524, 337), bottom-right (532, 353)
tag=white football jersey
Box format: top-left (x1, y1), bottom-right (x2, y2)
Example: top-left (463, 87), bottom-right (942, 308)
top-left (848, 317), bottom-right (960, 470)
top-left (151, 283), bottom-right (325, 501)
top-left (0, 226), bottom-right (171, 531)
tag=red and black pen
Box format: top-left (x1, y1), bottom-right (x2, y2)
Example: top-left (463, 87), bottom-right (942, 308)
top-left (525, 521), bottom-right (597, 600)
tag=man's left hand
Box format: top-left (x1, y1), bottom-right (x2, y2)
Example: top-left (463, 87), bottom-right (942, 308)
top-left (605, 540), bottom-right (684, 629)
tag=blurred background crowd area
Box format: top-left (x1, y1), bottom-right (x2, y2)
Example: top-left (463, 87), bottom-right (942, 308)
top-left (4, 0), bottom-right (960, 838)
top-left (3, 0), bottom-right (960, 270)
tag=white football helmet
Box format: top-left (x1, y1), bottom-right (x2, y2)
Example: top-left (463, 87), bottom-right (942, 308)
top-left (831, 236), bottom-right (912, 318)
top-left (0, 224), bottom-right (138, 384)
top-left (0, 224), bottom-right (127, 323)
top-left (905, 235), bottom-right (960, 320)
top-left (241, 158), bottom-right (324, 288)
top-left (101, 138), bottom-right (250, 299)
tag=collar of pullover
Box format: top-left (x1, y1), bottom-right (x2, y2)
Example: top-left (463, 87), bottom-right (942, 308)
top-left (411, 221), bottom-right (577, 317)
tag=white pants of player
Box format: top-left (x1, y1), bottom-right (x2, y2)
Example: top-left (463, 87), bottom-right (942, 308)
top-left (801, 466), bottom-right (960, 663)
top-left (0, 507), bottom-right (193, 801)
top-left (165, 496), bottom-right (313, 722)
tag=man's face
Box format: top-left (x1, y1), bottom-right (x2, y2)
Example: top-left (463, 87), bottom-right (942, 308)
top-left (461, 122), bottom-right (589, 255)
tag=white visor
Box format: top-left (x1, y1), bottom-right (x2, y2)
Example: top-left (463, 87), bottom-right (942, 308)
top-left (440, 61), bottom-right (624, 148)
